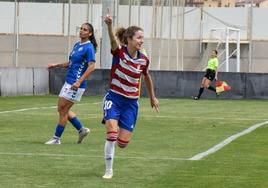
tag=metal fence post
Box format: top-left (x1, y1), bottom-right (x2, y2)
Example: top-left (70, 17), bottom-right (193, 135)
top-left (13, 0), bottom-right (19, 67)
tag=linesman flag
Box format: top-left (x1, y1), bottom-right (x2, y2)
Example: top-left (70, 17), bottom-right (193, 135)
top-left (216, 80), bottom-right (231, 93)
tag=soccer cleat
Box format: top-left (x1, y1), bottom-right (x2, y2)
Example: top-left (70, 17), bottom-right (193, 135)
top-left (193, 96), bottom-right (199, 100)
top-left (45, 137), bottom-right (61, 145)
top-left (102, 169), bottom-right (113, 179)
top-left (77, 127), bottom-right (90, 144)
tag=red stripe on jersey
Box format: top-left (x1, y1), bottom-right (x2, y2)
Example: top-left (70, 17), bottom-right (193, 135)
top-left (117, 50), bottom-right (139, 68)
top-left (111, 85), bottom-right (139, 97)
top-left (110, 46), bottom-right (149, 98)
top-left (113, 74), bottom-right (139, 87)
top-left (117, 63), bottom-right (140, 78)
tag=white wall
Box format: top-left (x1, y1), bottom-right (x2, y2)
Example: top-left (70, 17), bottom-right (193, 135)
top-left (184, 8), bottom-right (201, 39)
top-left (63, 3), bottom-right (102, 36)
top-left (202, 7), bottom-right (248, 40)
top-left (252, 8), bottom-right (268, 40)
top-left (0, 2), bottom-right (268, 40)
top-left (19, 3), bottom-right (63, 35)
top-left (0, 2), bottom-right (14, 34)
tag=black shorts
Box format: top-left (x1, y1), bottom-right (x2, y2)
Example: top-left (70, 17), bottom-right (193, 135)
top-left (204, 69), bottom-right (216, 81)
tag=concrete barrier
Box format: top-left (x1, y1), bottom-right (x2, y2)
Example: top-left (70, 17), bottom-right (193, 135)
top-left (33, 68), bottom-right (49, 95)
top-left (1, 67), bottom-right (268, 99)
top-left (48, 68), bottom-right (110, 96)
top-left (0, 67), bottom-right (49, 96)
top-left (49, 68), bottom-right (268, 99)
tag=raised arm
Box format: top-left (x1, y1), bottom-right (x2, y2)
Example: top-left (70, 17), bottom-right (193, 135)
top-left (104, 12), bottom-right (118, 51)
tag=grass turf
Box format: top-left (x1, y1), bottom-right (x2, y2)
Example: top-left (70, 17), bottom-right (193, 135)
top-left (0, 96), bottom-right (267, 188)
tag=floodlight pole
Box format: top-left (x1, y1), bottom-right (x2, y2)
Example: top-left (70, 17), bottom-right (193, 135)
top-left (237, 30), bottom-right (240, 72)
top-left (67, 0), bottom-right (72, 58)
top-left (225, 28), bottom-right (229, 72)
top-left (86, 0), bottom-right (89, 23)
top-left (157, 1), bottom-right (163, 70)
top-left (128, 0), bottom-right (132, 26)
top-left (248, 0), bottom-right (253, 72)
top-left (101, 0), bottom-right (114, 69)
top-left (13, 0), bottom-right (19, 67)
top-left (181, 0), bottom-right (185, 71)
top-left (176, 3), bottom-right (180, 70)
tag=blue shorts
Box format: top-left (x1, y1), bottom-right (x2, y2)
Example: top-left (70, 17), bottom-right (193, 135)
top-left (103, 91), bottom-right (139, 132)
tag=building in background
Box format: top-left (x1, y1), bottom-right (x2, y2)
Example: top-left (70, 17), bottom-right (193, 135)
top-left (259, 0), bottom-right (268, 7)
top-left (235, 0), bottom-right (267, 7)
top-left (221, 0), bottom-right (236, 7)
top-left (186, 0), bottom-right (204, 7)
top-left (203, 0), bottom-right (219, 7)
top-left (186, 0), bottom-right (268, 7)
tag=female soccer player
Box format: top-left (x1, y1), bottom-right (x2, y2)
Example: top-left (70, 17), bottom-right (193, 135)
top-left (45, 23), bottom-right (97, 145)
top-left (115, 27), bottom-right (148, 56)
top-left (102, 14), bottom-right (159, 179)
top-left (194, 50), bottom-right (219, 100)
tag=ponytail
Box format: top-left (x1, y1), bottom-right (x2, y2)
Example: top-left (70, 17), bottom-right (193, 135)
top-left (89, 34), bottom-right (98, 52)
top-left (84, 22), bottom-right (98, 52)
top-left (115, 27), bottom-right (126, 45)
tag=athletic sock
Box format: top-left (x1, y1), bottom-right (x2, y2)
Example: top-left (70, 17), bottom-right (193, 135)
top-left (69, 117), bottom-right (83, 131)
top-left (104, 140), bottom-right (115, 171)
top-left (208, 86), bottom-right (216, 92)
top-left (197, 87), bottom-right (204, 98)
top-left (54, 124), bottom-right (65, 138)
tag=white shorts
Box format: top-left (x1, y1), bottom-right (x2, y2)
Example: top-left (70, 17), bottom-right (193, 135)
top-left (59, 82), bottom-right (85, 102)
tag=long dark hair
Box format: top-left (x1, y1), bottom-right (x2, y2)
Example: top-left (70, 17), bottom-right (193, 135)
top-left (84, 22), bottom-right (98, 52)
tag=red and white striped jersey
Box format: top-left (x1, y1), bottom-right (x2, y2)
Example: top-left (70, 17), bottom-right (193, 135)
top-left (110, 46), bottom-right (149, 99)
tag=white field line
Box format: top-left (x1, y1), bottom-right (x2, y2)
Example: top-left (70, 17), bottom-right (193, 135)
top-left (189, 120), bottom-right (268, 161)
top-left (0, 103), bottom-right (267, 161)
top-left (0, 106), bottom-right (57, 114)
top-left (0, 102), bottom-right (102, 114)
top-left (141, 115), bottom-right (268, 121)
top-left (0, 101), bottom-right (266, 121)
top-left (0, 121), bottom-right (266, 161)
top-left (1, 106), bottom-right (266, 121)
top-left (76, 114), bottom-right (268, 121)
top-left (0, 152), bottom-right (187, 161)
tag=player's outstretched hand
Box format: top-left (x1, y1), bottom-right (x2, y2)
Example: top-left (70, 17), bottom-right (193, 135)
top-left (151, 97), bottom-right (159, 113)
top-left (104, 8), bottom-right (112, 25)
top-left (47, 64), bottom-right (57, 69)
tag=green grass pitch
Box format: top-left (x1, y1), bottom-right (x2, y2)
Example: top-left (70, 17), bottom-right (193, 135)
top-left (0, 96), bottom-right (267, 188)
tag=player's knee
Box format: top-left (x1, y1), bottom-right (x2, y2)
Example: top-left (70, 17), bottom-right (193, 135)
top-left (58, 106), bottom-right (67, 115)
top-left (57, 106), bottom-right (63, 113)
top-left (106, 131), bottom-right (117, 142)
top-left (117, 138), bottom-right (129, 148)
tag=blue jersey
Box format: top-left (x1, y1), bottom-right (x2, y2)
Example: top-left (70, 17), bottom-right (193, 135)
top-left (66, 41), bottom-right (96, 88)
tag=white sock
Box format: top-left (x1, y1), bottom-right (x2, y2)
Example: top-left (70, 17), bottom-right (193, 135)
top-left (104, 140), bottom-right (115, 172)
